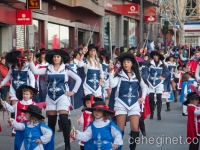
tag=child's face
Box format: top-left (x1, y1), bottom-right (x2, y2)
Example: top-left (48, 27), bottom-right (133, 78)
top-left (190, 98), bottom-right (199, 106)
top-left (183, 67), bottom-right (186, 72)
top-left (25, 112), bottom-right (30, 120)
top-left (93, 110), bottom-right (103, 119)
top-left (23, 91), bottom-right (32, 101)
top-left (144, 56), bottom-right (149, 61)
top-left (85, 100), bottom-right (91, 108)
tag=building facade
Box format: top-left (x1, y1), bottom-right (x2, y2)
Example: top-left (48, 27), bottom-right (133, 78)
top-left (160, 0), bottom-right (200, 47)
top-left (0, 0), bottom-right (160, 54)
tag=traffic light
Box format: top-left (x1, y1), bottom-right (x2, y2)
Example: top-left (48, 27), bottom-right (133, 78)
top-left (162, 21), bottom-right (169, 35)
top-left (105, 22), bottom-right (110, 36)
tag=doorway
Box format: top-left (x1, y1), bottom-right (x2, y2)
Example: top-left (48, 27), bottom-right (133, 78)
top-left (78, 31), bottom-right (84, 46)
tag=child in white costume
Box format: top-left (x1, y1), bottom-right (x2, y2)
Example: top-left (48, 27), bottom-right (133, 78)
top-left (75, 101), bottom-right (123, 150)
top-left (11, 105), bottom-right (53, 150)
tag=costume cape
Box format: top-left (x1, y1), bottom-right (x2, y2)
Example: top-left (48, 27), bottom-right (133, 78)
top-left (68, 66), bottom-right (84, 109)
top-left (14, 122), bottom-right (54, 150)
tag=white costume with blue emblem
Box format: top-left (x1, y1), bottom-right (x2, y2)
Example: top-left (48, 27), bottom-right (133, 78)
top-left (78, 58), bottom-right (104, 97)
top-left (11, 119), bottom-right (53, 150)
top-left (109, 70), bottom-right (147, 116)
top-left (148, 60), bottom-right (164, 94)
top-left (29, 62), bottom-right (81, 111)
top-left (164, 61), bottom-right (176, 80)
top-left (76, 118), bottom-right (123, 150)
top-left (1, 62), bottom-right (35, 100)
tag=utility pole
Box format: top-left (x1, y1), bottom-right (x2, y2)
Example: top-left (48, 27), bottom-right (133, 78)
top-left (139, 0), bottom-right (143, 49)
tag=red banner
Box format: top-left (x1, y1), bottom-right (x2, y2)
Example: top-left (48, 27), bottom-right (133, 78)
top-left (121, 4), bottom-right (139, 15)
top-left (105, 3), bottom-right (139, 15)
top-left (27, 0), bottom-right (41, 9)
top-left (16, 9), bottom-right (32, 25)
top-left (144, 15), bottom-right (156, 23)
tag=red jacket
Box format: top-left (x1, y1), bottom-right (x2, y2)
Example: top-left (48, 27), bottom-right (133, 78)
top-left (0, 63), bottom-right (10, 86)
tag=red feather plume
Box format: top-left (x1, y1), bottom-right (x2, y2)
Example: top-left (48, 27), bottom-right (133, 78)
top-left (52, 35), bottom-right (60, 49)
top-left (40, 43), bottom-right (45, 48)
top-left (96, 42), bottom-right (101, 47)
top-left (16, 48), bottom-right (24, 56)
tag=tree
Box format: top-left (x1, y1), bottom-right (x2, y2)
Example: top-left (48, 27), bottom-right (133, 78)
top-left (161, 0), bottom-right (200, 44)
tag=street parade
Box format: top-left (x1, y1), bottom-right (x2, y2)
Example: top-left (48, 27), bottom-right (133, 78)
top-left (1, 0), bottom-right (200, 150)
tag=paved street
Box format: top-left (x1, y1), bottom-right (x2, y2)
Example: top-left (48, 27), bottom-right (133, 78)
top-left (0, 100), bottom-right (189, 150)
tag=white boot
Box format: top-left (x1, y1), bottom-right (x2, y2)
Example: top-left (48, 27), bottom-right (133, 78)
top-left (182, 105), bottom-right (188, 116)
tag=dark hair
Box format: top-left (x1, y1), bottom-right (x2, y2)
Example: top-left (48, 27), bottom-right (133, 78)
top-left (112, 46), bottom-right (116, 51)
top-left (177, 65), bottom-right (182, 70)
top-left (11, 61), bottom-right (26, 72)
top-left (119, 57), bottom-right (141, 83)
top-left (77, 48), bottom-right (83, 52)
top-left (38, 53), bottom-right (46, 64)
top-left (120, 47), bottom-right (124, 53)
top-left (90, 110), bottom-right (111, 122)
top-left (99, 52), bottom-right (110, 64)
top-left (115, 48), bottom-right (121, 56)
top-left (73, 50), bottom-right (80, 59)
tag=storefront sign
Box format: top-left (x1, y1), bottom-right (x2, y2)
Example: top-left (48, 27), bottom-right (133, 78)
top-left (27, 0), bottom-right (41, 9)
top-left (105, 1), bottom-right (139, 15)
top-left (144, 16), bottom-right (156, 23)
top-left (16, 10), bottom-right (32, 25)
top-left (122, 4), bottom-right (139, 15)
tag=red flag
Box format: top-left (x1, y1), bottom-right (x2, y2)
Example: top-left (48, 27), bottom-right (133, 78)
top-left (40, 43), bottom-right (45, 48)
top-left (52, 35), bottom-right (60, 49)
top-left (135, 56), bottom-right (144, 62)
top-left (0, 124), bottom-right (2, 132)
top-left (143, 95), bottom-right (151, 119)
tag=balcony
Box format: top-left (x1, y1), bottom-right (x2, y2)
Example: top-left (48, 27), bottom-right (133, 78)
top-left (55, 0), bottom-right (104, 16)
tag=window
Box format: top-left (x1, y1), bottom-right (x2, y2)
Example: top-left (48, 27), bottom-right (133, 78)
top-left (48, 24), bottom-right (69, 49)
top-left (161, 10), bottom-right (170, 25)
top-left (185, 36), bottom-right (198, 47)
top-left (186, 0), bottom-right (197, 16)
